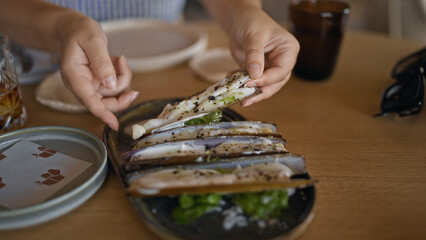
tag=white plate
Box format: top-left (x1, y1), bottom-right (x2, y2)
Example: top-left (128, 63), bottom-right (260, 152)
top-left (35, 72), bottom-right (87, 113)
top-left (0, 126), bottom-right (107, 230)
top-left (189, 48), bottom-right (239, 83)
top-left (102, 19), bottom-right (208, 72)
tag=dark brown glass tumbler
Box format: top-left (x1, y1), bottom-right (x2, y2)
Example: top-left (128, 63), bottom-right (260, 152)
top-left (289, 0), bottom-right (350, 80)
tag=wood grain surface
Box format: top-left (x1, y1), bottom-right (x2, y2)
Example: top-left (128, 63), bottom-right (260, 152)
top-left (1, 22), bottom-right (425, 240)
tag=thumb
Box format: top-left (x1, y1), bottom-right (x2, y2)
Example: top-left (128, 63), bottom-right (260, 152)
top-left (83, 37), bottom-right (117, 89)
top-left (244, 37), bottom-right (265, 79)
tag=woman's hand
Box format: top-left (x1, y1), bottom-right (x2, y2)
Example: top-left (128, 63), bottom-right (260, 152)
top-left (56, 14), bottom-right (138, 130)
top-left (0, 1), bottom-right (137, 130)
top-left (228, 7), bottom-right (299, 107)
top-left (201, 0), bottom-right (299, 107)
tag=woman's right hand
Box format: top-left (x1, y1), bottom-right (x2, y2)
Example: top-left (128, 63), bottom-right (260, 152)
top-left (56, 13), bottom-right (138, 131)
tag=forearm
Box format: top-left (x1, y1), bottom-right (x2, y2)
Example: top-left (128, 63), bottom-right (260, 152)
top-left (200, 0), bottom-right (262, 34)
top-left (0, 0), bottom-right (85, 53)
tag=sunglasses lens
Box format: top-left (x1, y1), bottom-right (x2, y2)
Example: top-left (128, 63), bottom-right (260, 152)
top-left (392, 47), bottom-right (426, 78)
top-left (380, 72), bottom-right (424, 116)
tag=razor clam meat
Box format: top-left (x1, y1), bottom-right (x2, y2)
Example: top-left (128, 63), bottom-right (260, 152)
top-left (129, 136), bottom-right (286, 162)
top-left (126, 153), bottom-right (307, 184)
top-left (129, 162), bottom-right (293, 192)
top-left (133, 121), bottom-right (279, 149)
top-left (132, 72), bottom-right (256, 139)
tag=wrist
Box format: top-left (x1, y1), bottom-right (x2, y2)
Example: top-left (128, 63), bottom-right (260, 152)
top-left (229, 3), bottom-right (264, 33)
top-left (54, 10), bottom-right (94, 52)
top-left (228, 5), bottom-right (267, 37)
top-left (201, 0), bottom-right (262, 34)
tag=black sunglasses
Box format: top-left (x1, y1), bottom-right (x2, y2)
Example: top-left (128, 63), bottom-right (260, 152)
top-left (375, 47), bottom-right (426, 117)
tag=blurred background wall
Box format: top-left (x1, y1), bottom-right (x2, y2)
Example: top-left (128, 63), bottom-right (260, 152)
top-left (184, 0), bottom-right (426, 42)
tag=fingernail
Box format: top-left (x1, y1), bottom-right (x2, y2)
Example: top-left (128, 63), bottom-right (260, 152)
top-left (242, 101), bottom-right (253, 107)
top-left (109, 122), bottom-right (119, 131)
top-left (131, 91), bottom-right (139, 102)
top-left (121, 55), bottom-right (127, 64)
top-left (248, 63), bottom-right (261, 79)
top-left (103, 75), bottom-right (117, 89)
top-left (245, 81), bottom-right (257, 87)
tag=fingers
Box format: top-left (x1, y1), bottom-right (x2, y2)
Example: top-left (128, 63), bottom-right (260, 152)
top-left (97, 56), bottom-right (138, 113)
top-left (81, 34), bottom-right (118, 90)
top-left (98, 55), bottom-right (132, 97)
top-left (116, 55), bottom-right (132, 88)
top-left (84, 92), bottom-right (120, 131)
top-left (61, 64), bottom-right (120, 130)
top-left (62, 60), bottom-right (137, 130)
top-left (58, 17), bottom-right (136, 131)
top-left (112, 55), bottom-right (131, 91)
top-left (229, 39), bottom-right (245, 68)
top-left (246, 66), bottom-right (287, 88)
top-left (246, 37), bottom-right (299, 88)
top-left (242, 41), bottom-right (295, 105)
top-left (60, 40), bottom-right (121, 130)
top-left (244, 37), bottom-right (266, 79)
top-left (101, 90), bottom-right (139, 112)
top-left (241, 73), bottom-right (291, 107)
top-left (225, 67), bottom-right (245, 78)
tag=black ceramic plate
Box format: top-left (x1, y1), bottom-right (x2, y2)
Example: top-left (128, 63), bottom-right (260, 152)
top-left (104, 98), bottom-right (315, 240)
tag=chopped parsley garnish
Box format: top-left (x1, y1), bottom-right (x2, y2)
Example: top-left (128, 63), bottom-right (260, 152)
top-left (232, 190), bottom-right (289, 219)
top-left (184, 110), bottom-right (223, 126)
top-left (172, 190), bottom-right (290, 225)
top-left (219, 96), bottom-right (237, 105)
top-left (172, 194), bottom-right (222, 225)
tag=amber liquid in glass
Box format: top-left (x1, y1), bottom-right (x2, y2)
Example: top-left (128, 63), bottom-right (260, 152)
top-left (0, 72), bottom-right (26, 133)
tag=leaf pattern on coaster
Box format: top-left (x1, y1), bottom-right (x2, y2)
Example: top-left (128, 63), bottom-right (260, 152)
top-left (35, 169), bottom-right (65, 186)
top-left (0, 154), bottom-right (6, 161)
top-left (0, 177), bottom-right (5, 189)
top-left (32, 147), bottom-right (57, 158)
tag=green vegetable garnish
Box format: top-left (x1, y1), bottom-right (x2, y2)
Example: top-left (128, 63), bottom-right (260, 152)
top-left (172, 194), bottom-right (222, 225)
top-left (206, 157), bottom-right (220, 162)
top-left (172, 190), bottom-right (290, 224)
top-left (172, 204), bottom-right (213, 225)
top-left (196, 194), bottom-right (222, 205)
top-left (219, 96), bottom-right (238, 105)
top-left (184, 110), bottom-right (223, 126)
top-left (179, 194), bottom-right (195, 209)
top-left (205, 152), bottom-right (220, 162)
top-left (216, 167), bottom-right (234, 174)
top-left (232, 190), bottom-right (289, 220)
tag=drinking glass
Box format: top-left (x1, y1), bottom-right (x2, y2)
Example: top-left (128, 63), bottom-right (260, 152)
top-left (289, 0), bottom-right (350, 80)
top-left (0, 33), bottom-right (27, 133)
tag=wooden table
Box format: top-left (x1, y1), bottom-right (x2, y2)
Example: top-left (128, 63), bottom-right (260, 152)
top-left (1, 22), bottom-right (425, 240)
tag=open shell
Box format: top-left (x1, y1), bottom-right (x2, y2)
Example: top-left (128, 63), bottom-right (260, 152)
top-left (127, 154), bottom-right (313, 197)
top-left (132, 72), bottom-right (257, 139)
top-left (125, 136), bottom-right (287, 170)
top-left (133, 121), bottom-right (280, 149)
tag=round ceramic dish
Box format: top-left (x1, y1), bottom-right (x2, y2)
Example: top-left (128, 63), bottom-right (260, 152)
top-left (35, 71), bottom-right (87, 113)
top-left (189, 48), bottom-right (239, 83)
top-left (102, 19), bottom-right (208, 72)
top-left (0, 126), bottom-right (107, 230)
